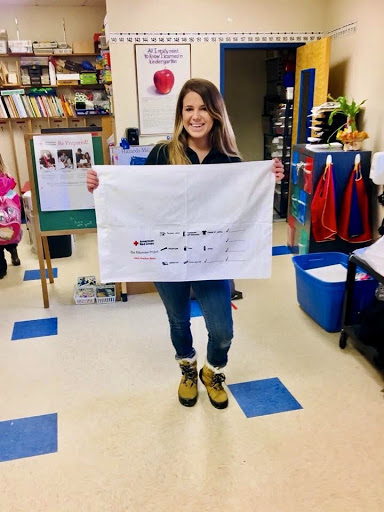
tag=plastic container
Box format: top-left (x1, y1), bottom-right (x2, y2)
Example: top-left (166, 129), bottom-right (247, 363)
top-left (74, 285), bottom-right (95, 305)
top-left (74, 275), bottom-right (97, 305)
top-left (292, 252), bottom-right (377, 332)
top-left (0, 29), bottom-right (8, 54)
top-left (95, 284), bottom-right (116, 304)
top-left (8, 40), bottom-right (33, 53)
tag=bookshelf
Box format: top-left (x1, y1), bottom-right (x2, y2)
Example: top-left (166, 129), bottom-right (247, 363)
top-left (0, 83), bottom-right (109, 89)
top-left (0, 51), bottom-right (111, 112)
top-left (0, 50), bottom-right (114, 190)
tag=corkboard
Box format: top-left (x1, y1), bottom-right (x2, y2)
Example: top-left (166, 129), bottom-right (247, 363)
top-left (292, 37), bottom-right (331, 145)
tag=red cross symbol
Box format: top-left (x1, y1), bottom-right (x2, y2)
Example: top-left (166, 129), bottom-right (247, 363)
top-left (133, 241), bottom-right (139, 246)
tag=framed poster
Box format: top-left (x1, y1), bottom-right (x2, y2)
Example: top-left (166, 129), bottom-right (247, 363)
top-left (135, 44), bottom-right (191, 135)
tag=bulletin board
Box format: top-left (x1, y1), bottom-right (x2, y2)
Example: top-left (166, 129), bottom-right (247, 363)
top-left (24, 132), bottom-right (106, 308)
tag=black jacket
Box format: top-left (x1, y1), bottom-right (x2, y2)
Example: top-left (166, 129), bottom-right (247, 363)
top-left (145, 143), bottom-right (242, 165)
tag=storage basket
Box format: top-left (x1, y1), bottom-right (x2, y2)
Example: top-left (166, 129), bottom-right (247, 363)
top-left (74, 285), bottom-right (96, 305)
top-left (292, 252), bottom-right (377, 332)
top-left (95, 285), bottom-right (116, 304)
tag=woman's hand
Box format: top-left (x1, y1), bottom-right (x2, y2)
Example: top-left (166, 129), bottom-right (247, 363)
top-left (86, 169), bottom-right (99, 193)
top-left (272, 158), bottom-right (284, 183)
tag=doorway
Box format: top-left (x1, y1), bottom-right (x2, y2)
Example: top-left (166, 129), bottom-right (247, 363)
top-left (221, 43), bottom-right (301, 218)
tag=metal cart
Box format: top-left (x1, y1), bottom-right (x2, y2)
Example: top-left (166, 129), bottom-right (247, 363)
top-left (339, 252), bottom-right (384, 369)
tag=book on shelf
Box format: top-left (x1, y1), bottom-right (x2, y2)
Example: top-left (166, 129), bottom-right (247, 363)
top-left (0, 96), bottom-right (7, 118)
top-left (29, 96), bottom-right (41, 117)
top-left (12, 93), bottom-right (28, 118)
top-left (0, 87), bottom-right (110, 119)
top-left (0, 88), bottom-right (78, 118)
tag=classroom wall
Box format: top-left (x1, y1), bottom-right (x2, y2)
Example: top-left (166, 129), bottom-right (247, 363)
top-left (0, 6), bottom-right (105, 45)
top-left (224, 49), bottom-right (266, 161)
top-left (326, 0), bottom-right (384, 232)
top-left (327, 0), bottom-right (384, 152)
top-left (106, 0), bottom-right (327, 143)
top-left (0, 5), bottom-right (105, 185)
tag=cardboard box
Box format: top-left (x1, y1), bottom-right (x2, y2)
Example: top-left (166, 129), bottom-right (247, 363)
top-left (72, 40), bottom-right (94, 54)
top-left (33, 49), bottom-right (54, 56)
top-left (80, 72), bottom-right (97, 85)
top-left (126, 282), bottom-right (157, 295)
top-left (56, 73), bottom-right (80, 81)
top-left (57, 80), bottom-right (79, 86)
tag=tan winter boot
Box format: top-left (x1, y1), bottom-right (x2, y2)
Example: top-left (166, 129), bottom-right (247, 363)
top-left (178, 358), bottom-right (198, 407)
top-left (199, 363), bottom-right (228, 409)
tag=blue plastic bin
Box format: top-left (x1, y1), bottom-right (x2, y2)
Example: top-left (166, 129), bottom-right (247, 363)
top-left (292, 252), bottom-right (377, 332)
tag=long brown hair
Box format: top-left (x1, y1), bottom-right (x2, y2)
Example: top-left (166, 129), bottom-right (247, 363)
top-left (167, 78), bottom-right (240, 165)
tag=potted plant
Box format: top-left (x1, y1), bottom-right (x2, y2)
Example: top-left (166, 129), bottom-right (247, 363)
top-left (328, 94), bottom-right (369, 150)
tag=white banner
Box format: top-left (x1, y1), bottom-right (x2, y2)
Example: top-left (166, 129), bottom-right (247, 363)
top-left (33, 134), bottom-right (95, 212)
top-left (93, 161), bottom-right (274, 283)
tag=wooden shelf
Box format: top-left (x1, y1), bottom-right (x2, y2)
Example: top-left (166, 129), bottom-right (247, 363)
top-left (0, 84), bottom-right (107, 90)
top-left (0, 84), bottom-right (22, 88)
top-left (0, 114), bottom-right (113, 120)
top-left (53, 84), bottom-right (107, 89)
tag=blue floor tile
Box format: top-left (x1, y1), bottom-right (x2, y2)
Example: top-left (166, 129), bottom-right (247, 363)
top-left (190, 300), bottom-right (203, 317)
top-left (228, 377), bottom-right (303, 418)
top-left (24, 268), bottom-right (58, 281)
top-left (272, 245), bottom-right (291, 256)
top-left (11, 318), bottom-right (58, 341)
top-left (0, 413), bottom-right (58, 463)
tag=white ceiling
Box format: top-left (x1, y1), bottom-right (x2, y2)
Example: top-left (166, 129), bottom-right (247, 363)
top-left (0, 0), bottom-right (105, 6)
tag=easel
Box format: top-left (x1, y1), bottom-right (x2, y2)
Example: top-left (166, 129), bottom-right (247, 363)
top-left (25, 132), bottom-right (121, 308)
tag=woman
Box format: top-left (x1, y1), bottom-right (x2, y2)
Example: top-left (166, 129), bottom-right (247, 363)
top-left (84, 153), bottom-right (91, 167)
top-left (87, 78), bottom-right (284, 410)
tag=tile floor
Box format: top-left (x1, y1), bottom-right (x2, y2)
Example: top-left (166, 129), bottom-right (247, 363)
top-left (0, 223), bottom-right (384, 511)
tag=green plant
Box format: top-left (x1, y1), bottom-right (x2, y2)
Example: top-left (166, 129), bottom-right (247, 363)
top-left (327, 94), bottom-right (367, 132)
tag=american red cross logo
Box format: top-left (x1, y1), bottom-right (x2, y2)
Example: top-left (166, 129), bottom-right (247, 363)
top-left (133, 241), bottom-right (139, 246)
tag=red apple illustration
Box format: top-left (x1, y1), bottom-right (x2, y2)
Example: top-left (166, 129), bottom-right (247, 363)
top-left (153, 68), bottom-right (175, 94)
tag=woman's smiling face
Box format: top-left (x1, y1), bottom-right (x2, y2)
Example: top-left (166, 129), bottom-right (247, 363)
top-left (182, 91), bottom-right (214, 143)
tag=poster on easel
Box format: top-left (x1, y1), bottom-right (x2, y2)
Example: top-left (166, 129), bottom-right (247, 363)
top-left (135, 44), bottom-right (191, 135)
top-left (33, 133), bottom-right (95, 212)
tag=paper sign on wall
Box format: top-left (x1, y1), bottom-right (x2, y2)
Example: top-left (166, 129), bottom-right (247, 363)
top-left (93, 161), bottom-right (274, 283)
top-left (135, 44), bottom-right (191, 135)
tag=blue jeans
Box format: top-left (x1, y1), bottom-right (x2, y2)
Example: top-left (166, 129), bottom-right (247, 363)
top-left (155, 280), bottom-right (233, 368)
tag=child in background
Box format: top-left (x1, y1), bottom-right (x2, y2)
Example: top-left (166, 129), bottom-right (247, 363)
top-left (0, 154), bottom-right (22, 279)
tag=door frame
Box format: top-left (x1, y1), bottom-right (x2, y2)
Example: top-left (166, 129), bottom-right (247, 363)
top-left (220, 43), bottom-right (303, 96)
